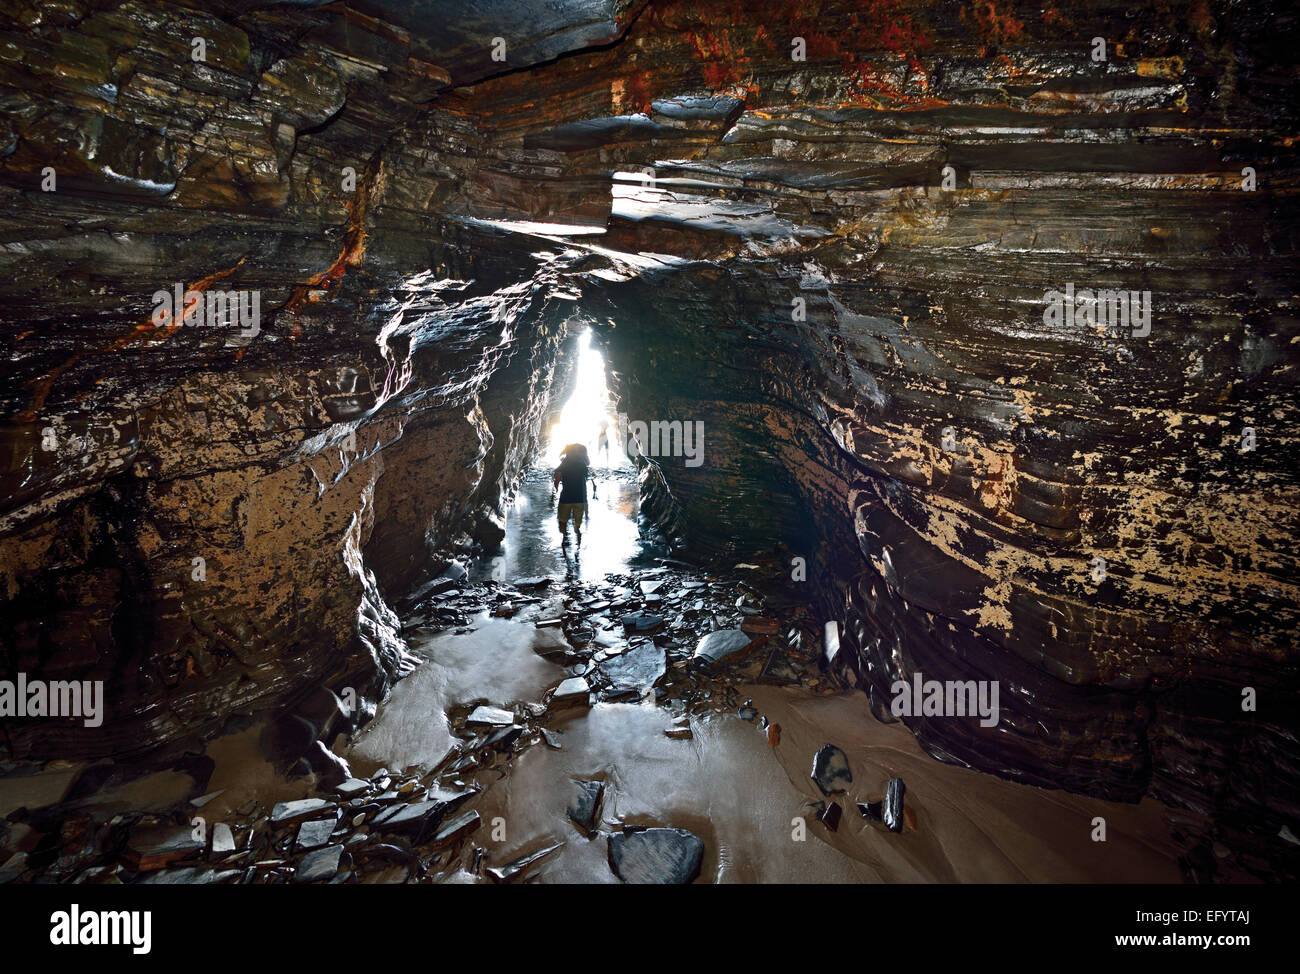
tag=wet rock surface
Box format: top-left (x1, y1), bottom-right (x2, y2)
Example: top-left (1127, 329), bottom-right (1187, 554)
top-left (0, 0), bottom-right (1295, 883)
top-left (608, 827), bottom-right (705, 884)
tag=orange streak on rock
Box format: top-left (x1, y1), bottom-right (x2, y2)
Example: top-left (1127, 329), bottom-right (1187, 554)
top-left (18, 257), bottom-right (248, 421)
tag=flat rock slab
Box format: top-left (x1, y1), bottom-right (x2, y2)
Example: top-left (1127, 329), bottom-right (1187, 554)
top-left (693, 629), bottom-right (754, 665)
top-left (296, 817), bottom-right (338, 851)
top-left (270, 798), bottom-right (337, 827)
top-left (122, 824), bottom-right (204, 871)
top-left (811, 744), bottom-right (852, 795)
top-left (620, 612), bottom-right (664, 635)
top-left (596, 642), bottom-right (666, 693)
top-left (335, 777), bottom-right (370, 799)
top-left (551, 676), bottom-right (590, 706)
top-left (466, 705), bottom-right (514, 726)
top-left (608, 828), bottom-right (704, 884)
top-left (567, 779), bottom-right (604, 836)
top-left (295, 845), bottom-right (343, 883)
top-left (431, 810), bottom-right (481, 849)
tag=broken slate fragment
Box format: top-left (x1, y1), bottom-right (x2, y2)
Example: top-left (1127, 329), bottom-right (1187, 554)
top-left (270, 798), bottom-right (337, 827)
top-left (296, 817), bottom-right (338, 851)
top-left (211, 823), bottom-right (236, 859)
top-left (759, 644), bottom-right (795, 681)
top-left (693, 629), bottom-right (753, 665)
top-left (484, 724), bottom-right (524, 749)
top-left (121, 824), bottom-right (204, 871)
top-left (858, 800), bottom-right (883, 822)
top-left (740, 616), bottom-right (781, 635)
top-left (597, 642), bottom-right (667, 695)
top-left (640, 580), bottom-right (665, 595)
top-left (551, 676), bottom-right (590, 707)
top-left (371, 791), bottom-right (474, 843)
top-left (294, 844), bottom-right (343, 883)
top-left (883, 777), bottom-right (906, 833)
top-left (567, 779), bottom-right (604, 837)
top-left (607, 827), bottom-right (704, 884)
top-left (811, 744), bottom-right (852, 795)
top-left (621, 612), bottom-right (665, 635)
top-left (466, 705), bottom-right (514, 726)
top-left (819, 801), bottom-right (842, 832)
top-left (485, 842), bottom-right (564, 883)
top-left (335, 778), bottom-right (370, 799)
top-left (430, 810), bottom-right (481, 849)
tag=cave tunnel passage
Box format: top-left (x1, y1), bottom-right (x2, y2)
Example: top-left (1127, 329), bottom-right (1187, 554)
top-left (474, 328), bottom-right (655, 584)
top-left (1, 0), bottom-right (1298, 900)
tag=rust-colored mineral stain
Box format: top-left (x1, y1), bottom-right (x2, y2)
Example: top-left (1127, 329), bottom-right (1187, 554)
top-left (19, 257), bottom-right (248, 421)
top-left (282, 166), bottom-right (371, 319)
top-left (767, 722), bottom-right (781, 747)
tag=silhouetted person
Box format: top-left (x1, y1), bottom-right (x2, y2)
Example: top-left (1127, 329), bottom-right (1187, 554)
top-left (553, 443), bottom-right (596, 547)
top-left (597, 424), bottom-right (610, 464)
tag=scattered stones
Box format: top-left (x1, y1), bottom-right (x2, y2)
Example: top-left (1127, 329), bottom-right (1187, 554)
top-left (811, 744), bottom-right (852, 796)
top-left (567, 779), bottom-right (604, 837)
top-left (883, 778), bottom-right (906, 833)
top-left (371, 790), bottom-right (474, 843)
top-left (607, 827), bottom-right (704, 884)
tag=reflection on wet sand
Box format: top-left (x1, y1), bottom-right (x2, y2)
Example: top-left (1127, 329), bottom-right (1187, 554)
top-left (345, 467), bottom-right (1188, 884)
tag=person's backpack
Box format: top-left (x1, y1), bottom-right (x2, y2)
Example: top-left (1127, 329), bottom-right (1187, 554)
top-left (561, 443), bottom-right (589, 468)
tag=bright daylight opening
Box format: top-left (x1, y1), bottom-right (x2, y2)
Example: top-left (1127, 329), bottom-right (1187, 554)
top-left (540, 328), bottom-right (628, 470)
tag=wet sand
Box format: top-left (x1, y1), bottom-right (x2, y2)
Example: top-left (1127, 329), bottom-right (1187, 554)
top-left (346, 592), bottom-right (1183, 883)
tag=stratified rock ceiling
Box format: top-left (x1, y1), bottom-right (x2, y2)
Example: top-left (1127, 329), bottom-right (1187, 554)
top-left (1, 1), bottom-right (1297, 874)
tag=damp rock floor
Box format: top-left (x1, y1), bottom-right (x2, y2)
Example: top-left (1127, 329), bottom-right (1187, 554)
top-left (0, 470), bottom-right (1201, 884)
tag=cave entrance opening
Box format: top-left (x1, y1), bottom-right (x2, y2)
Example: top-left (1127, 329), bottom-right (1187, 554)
top-left (539, 327), bottom-right (629, 471)
top-left (486, 328), bottom-right (650, 582)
